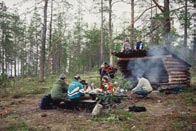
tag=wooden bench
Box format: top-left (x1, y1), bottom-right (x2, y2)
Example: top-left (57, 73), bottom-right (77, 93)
top-left (63, 99), bottom-right (97, 112)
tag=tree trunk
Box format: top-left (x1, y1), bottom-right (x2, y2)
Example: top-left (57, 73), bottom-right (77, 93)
top-left (48, 0), bottom-right (53, 73)
top-left (2, 49), bottom-right (4, 74)
top-left (183, 0), bottom-right (188, 61)
top-left (192, 2), bottom-right (196, 69)
top-left (130, 0), bottom-right (134, 49)
top-left (109, 0), bottom-right (113, 65)
top-left (14, 32), bottom-right (17, 77)
top-left (100, 0), bottom-right (104, 63)
top-left (39, 0), bottom-right (48, 82)
top-left (152, 0), bottom-right (171, 48)
top-left (1, 33), bottom-right (5, 74)
top-left (36, 28), bottom-right (39, 75)
top-left (163, 0), bottom-right (171, 48)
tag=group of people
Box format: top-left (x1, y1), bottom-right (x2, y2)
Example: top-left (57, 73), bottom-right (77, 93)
top-left (100, 74), bottom-right (153, 98)
top-left (50, 73), bottom-right (115, 105)
top-left (50, 74), bottom-right (89, 103)
top-left (50, 69), bottom-right (153, 107)
top-left (121, 37), bottom-right (144, 52)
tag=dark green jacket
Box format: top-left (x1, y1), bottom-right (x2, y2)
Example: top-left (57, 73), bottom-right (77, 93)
top-left (51, 79), bottom-right (68, 100)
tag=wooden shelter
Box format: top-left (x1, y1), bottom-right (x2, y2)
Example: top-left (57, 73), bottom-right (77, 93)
top-left (112, 48), bottom-right (191, 90)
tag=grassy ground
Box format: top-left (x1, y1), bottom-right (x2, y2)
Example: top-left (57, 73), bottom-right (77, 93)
top-left (0, 71), bottom-right (196, 131)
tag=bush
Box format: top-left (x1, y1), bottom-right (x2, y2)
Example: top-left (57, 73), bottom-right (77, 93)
top-left (0, 73), bottom-right (11, 88)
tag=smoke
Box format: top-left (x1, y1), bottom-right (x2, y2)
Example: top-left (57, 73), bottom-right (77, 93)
top-left (147, 46), bottom-right (169, 56)
top-left (124, 46), bottom-right (169, 83)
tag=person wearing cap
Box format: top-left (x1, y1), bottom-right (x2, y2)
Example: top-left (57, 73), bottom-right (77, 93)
top-left (51, 74), bottom-right (69, 101)
top-left (121, 37), bottom-right (131, 52)
top-left (131, 75), bottom-right (153, 98)
top-left (135, 37), bottom-right (144, 50)
top-left (67, 75), bottom-right (86, 100)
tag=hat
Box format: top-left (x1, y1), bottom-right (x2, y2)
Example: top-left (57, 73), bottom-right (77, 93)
top-left (59, 74), bottom-right (66, 79)
top-left (124, 37), bottom-right (129, 42)
top-left (74, 74), bottom-right (81, 80)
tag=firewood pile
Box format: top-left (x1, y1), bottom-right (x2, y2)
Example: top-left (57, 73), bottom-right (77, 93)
top-left (161, 55), bottom-right (191, 88)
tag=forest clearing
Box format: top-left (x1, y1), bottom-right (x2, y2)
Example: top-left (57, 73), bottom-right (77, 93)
top-left (0, 72), bottom-right (196, 131)
top-left (1, 0), bottom-right (196, 131)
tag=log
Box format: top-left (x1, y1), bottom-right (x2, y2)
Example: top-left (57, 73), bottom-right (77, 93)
top-left (164, 61), bottom-right (181, 65)
top-left (165, 65), bottom-right (189, 68)
top-left (166, 69), bottom-right (188, 72)
top-left (169, 79), bottom-right (190, 82)
top-left (165, 65), bottom-right (187, 68)
top-left (166, 68), bottom-right (189, 71)
top-left (160, 82), bottom-right (190, 85)
top-left (168, 72), bottom-right (190, 75)
top-left (169, 76), bottom-right (190, 79)
top-left (168, 74), bottom-right (189, 78)
top-left (117, 55), bottom-right (169, 61)
top-left (164, 59), bottom-right (180, 63)
top-left (168, 81), bottom-right (190, 84)
top-left (169, 78), bottom-right (190, 82)
top-left (169, 77), bottom-right (189, 80)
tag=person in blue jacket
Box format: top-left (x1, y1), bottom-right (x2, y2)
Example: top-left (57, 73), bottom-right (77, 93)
top-left (135, 37), bottom-right (144, 50)
top-left (67, 75), bottom-right (90, 100)
top-left (67, 75), bottom-right (87, 100)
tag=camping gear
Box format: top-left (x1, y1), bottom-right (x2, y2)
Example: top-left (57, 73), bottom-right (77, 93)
top-left (128, 105), bottom-right (146, 112)
top-left (92, 103), bottom-right (103, 116)
top-left (39, 94), bottom-right (54, 109)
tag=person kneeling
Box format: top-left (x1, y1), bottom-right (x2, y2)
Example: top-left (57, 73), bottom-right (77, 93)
top-left (131, 75), bottom-right (152, 98)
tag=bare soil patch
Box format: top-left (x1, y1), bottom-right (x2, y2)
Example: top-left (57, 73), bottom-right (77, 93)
top-left (0, 91), bottom-right (196, 131)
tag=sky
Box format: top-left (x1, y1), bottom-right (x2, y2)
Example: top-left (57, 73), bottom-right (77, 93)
top-left (3, 0), bottom-right (131, 25)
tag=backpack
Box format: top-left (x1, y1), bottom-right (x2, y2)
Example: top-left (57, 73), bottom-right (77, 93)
top-left (129, 106), bottom-right (146, 112)
top-left (39, 93), bottom-right (54, 109)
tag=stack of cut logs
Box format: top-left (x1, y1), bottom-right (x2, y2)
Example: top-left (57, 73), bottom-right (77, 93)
top-left (160, 55), bottom-right (191, 89)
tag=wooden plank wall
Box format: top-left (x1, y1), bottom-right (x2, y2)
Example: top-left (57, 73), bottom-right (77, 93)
top-left (162, 55), bottom-right (191, 88)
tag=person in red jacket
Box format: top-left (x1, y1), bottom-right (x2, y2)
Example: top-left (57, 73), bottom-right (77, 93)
top-left (100, 76), bottom-right (112, 93)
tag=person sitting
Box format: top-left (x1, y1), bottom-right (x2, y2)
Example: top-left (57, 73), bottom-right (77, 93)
top-left (100, 76), bottom-right (112, 94)
top-left (131, 74), bottom-right (152, 98)
top-left (80, 80), bottom-right (89, 93)
top-left (67, 75), bottom-right (90, 100)
top-left (135, 37), bottom-right (144, 50)
top-left (99, 62), bottom-right (117, 80)
top-left (99, 62), bottom-right (109, 78)
top-left (121, 37), bottom-right (131, 52)
top-left (50, 74), bottom-right (69, 105)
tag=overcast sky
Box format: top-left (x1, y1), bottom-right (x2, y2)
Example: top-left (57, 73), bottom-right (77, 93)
top-left (4, 0), bottom-right (190, 42)
top-left (3, 0), bottom-right (131, 26)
